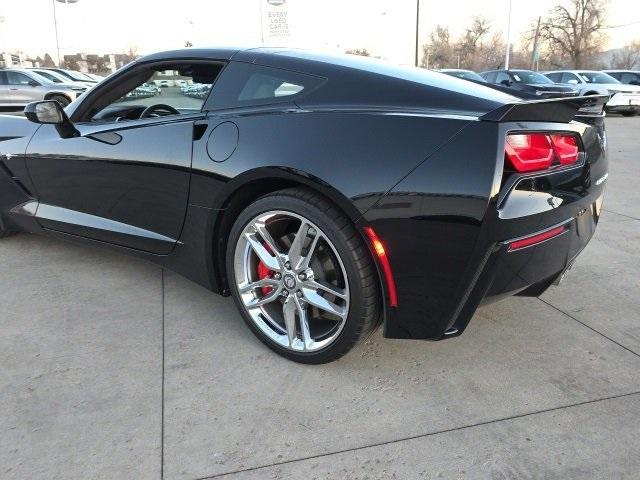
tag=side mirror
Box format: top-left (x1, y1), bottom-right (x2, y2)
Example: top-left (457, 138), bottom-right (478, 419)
top-left (28, 80), bottom-right (40, 87)
top-left (500, 79), bottom-right (511, 87)
top-left (567, 79), bottom-right (578, 85)
top-left (24, 101), bottom-right (78, 138)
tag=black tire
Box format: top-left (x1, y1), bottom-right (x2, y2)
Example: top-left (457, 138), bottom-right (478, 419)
top-left (226, 187), bottom-right (381, 363)
top-left (621, 111), bottom-right (637, 117)
top-left (48, 95), bottom-right (71, 108)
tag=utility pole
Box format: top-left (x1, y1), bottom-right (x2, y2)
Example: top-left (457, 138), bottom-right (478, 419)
top-left (504, 0), bottom-right (512, 69)
top-left (52, 0), bottom-right (61, 66)
top-left (530, 16), bottom-right (541, 70)
top-left (414, 0), bottom-right (420, 66)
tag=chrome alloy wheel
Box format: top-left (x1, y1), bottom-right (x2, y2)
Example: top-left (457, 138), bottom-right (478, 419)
top-left (234, 210), bottom-right (350, 352)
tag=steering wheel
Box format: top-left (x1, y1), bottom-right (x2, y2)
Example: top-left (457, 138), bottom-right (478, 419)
top-left (139, 104), bottom-right (180, 119)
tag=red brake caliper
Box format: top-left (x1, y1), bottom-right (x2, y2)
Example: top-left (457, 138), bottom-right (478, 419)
top-left (257, 243), bottom-right (274, 296)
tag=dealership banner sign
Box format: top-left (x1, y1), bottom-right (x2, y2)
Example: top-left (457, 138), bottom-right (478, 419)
top-left (262, 0), bottom-right (290, 43)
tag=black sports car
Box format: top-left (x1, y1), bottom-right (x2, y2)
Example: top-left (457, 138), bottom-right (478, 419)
top-left (0, 48), bottom-right (609, 363)
top-left (481, 69), bottom-right (579, 99)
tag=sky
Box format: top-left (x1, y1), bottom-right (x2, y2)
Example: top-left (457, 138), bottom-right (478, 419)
top-left (1, 0), bottom-right (639, 66)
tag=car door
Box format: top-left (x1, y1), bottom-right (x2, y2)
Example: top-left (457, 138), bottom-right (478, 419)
top-left (24, 116), bottom-right (196, 254)
top-left (23, 60), bottom-right (224, 254)
top-left (5, 71), bottom-right (43, 104)
top-left (0, 72), bottom-right (11, 104)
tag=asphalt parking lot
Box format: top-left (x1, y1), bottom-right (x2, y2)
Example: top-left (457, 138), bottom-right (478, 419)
top-left (1, 116), bottom-right (639, 480)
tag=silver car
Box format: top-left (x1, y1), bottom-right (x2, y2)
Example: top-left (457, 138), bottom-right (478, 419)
top-left (0, 68), bottom-right (87, 108)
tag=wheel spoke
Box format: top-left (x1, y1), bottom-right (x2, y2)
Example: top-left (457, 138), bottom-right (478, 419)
top-left (245, 232), bottom-right (280, 271)
top-left (300, 233), bottom-right (321, 270)
top-left (307, 279), bottom-right (347, 300)
top-left (301, 287), bottom-right (347, 319)
top-left (245, 289), bottom-right (280, 309)
top-left (295, 296), bottom-right (313, 351)
top-left (282, 296), bottom-right (298, 347)
top-left (287, 221), bottom-right (310, 270)
top-left (239, 278), bottom-right (280, 293)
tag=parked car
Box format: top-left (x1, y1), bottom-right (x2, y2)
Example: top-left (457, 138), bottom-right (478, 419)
top-left (29, 68), bottom-right (94, 88)
top-left (603, 70), bottom-right (640, 86)
top-left (37, 68), bottom-right (99, 85)
top-left (439, 69), bottom-right (486, 82)
top-left (0, 68), bottom-right (86, 107)
top-left (0, 48), bottom-right (608, 363)
top-left (544, 70), bottom-right (640, 116)
top-left (480, 69), bottom-right (578, 98)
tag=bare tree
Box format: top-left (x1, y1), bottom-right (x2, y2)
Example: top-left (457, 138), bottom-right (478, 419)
top-left (422, 25), bottom-right (453, 68)
top-left (538, 0), bottom-right (607, 68)
top-left (609, 40), bottom-right (640, 69)
top-left (345, 48), bottom-right (370, 57)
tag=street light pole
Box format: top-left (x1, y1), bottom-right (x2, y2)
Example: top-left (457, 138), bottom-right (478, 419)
top-left (52, 0), bottom-right (61, 66)
top-left (52, 0), bottom-right (79, 67)
top-left (504, 0), bottom-right (512, 69)
top-left (414, 0), bottom-right (420, 67)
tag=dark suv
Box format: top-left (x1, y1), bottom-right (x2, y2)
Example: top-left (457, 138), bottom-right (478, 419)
top-left (481, 69), bottom-right (578, 98)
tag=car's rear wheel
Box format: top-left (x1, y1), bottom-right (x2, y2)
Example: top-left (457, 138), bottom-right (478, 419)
top-left (226, 188), bottom-right (380, 363)
top-left (48, 95), bottom-right (71, 108)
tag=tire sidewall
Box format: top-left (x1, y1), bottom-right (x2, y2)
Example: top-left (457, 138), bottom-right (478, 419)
top-left (226, 193), bottom-right (372, 363)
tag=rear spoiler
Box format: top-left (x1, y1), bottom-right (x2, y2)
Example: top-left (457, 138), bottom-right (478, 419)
top-left (481, 95), bottom-right (609, 123)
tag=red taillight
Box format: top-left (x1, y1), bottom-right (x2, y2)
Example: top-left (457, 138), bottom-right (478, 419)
top-left (550, 134), bottom-right (579, 165)
top-left (363, 227), bottom-right (398, 307)
top-left (505, 133), bottom-right (580, 172)
top-left (505, 133), bottom-right (554, 172)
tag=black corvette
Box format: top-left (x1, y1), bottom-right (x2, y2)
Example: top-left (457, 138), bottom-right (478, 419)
top-left (0, 48), bottom-right (608, 363)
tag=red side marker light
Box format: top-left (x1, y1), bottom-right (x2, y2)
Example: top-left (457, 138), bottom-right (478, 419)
top-left (508, 225), bottom-right (567, 251)
top-left (363, 227), bottom-right (398, 307)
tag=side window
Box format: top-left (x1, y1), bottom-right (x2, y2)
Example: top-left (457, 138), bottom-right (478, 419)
top-left (495, 72), bottom-right (511, 84)
top-left (621, 73), bottom-right (637, 84)
top-left (561, 73), bottom-right (580, 84)
top-left (206, 62), bottom-right (324, 110)
top-left (545, 73), bottom-right (560, 82)
top-left (86, 62), bottom-right (223, 122)
top-left (0, 72), bottom-right (7, 85)
top-left (6, 72), bottom-right (36, 86)
top-left (483, 71), bottom-right (497, 83)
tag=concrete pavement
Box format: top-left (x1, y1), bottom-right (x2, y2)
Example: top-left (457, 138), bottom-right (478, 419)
top-left (1, 116), bottom-right (639, 479)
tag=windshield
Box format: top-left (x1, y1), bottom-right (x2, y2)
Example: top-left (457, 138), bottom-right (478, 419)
top-left (447, 70), bottom-right (485, 82)
top-left (578, 72), bottom-right (620, 84)
top-left (33, 70), bottom-right (63, 83)
top-left (64, 70), bottom-right (94, 81)
top-left (511, 71), bottom-right (553, 84)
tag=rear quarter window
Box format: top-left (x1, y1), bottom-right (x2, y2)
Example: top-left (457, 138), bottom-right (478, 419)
top-left (206, 62), bottom-right (324, 110)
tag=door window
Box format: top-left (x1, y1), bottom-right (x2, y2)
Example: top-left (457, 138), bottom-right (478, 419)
top-left (6, 72), bottom-right (36, 86)
top-left (495, 72), bottom-right (511, 84)
top-left (85, 62), bottom-right (224, 122)
top-left (561, 72), bottom-right (581, 84)
top-left (621, 73), bottom-right (640, 84)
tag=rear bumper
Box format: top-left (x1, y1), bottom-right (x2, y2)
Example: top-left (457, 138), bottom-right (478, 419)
top-left (366, 118), bottom-right (608, 341)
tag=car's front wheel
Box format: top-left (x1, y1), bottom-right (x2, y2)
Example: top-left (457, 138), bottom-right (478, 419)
top-left (226, 188), bottom-right (380, 363)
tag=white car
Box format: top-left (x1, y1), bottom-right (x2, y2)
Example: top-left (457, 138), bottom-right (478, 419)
top-left (544, 70), bottom-right (640, 116)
